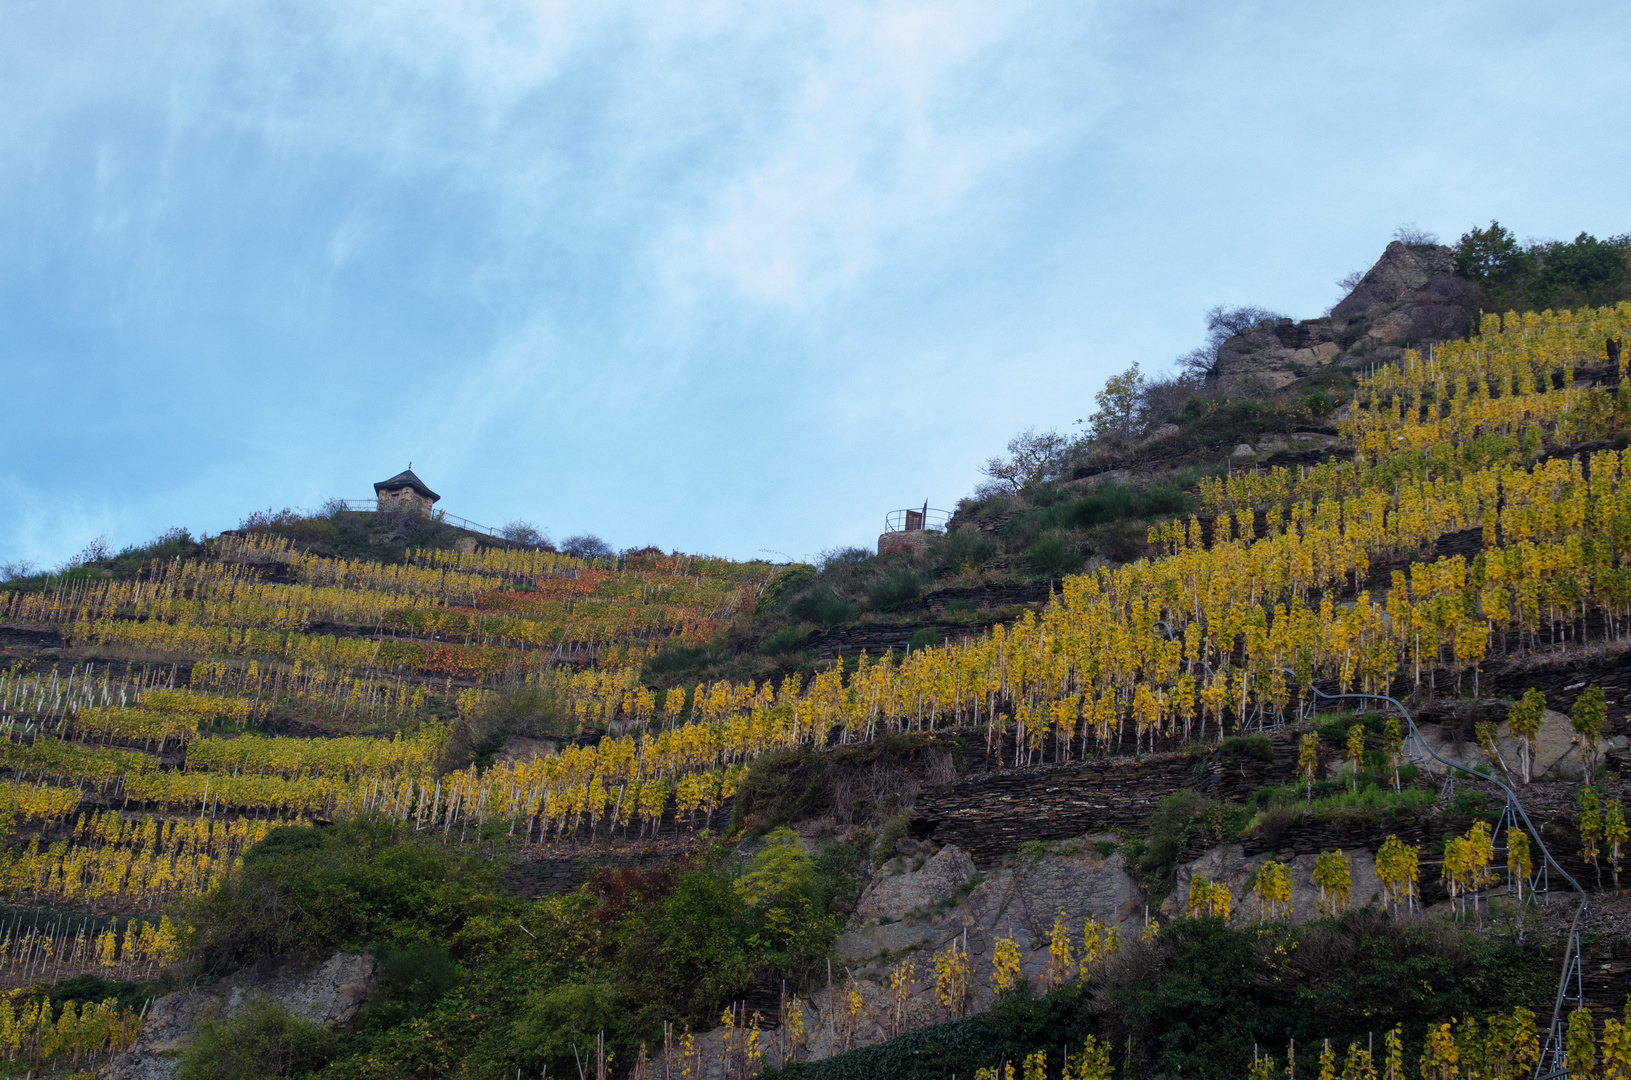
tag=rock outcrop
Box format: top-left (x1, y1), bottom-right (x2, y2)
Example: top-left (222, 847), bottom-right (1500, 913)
top-left (1416, 710), bottom-right (1631, 782)
top-left (1159, 843), bottom-right (1386, 927)
top-left (98, 951), bottom-right (373, 1080)
top-left (830, 838), bottom-right (1146, 1029)
top-left (1211, 242), bottom-right (1478, 395)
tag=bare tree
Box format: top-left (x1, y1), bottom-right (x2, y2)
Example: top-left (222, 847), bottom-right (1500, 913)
top-left (500, 519), bottom-right (549, 547)
top-left (71, 534), bottom-right (113, 566)
top-left (1139, 371), bottom-right (1204, 432)
top-left (1392, 223), bottom-right (1439, 246)
top-left (978, 427), bottom-right (1070, 494)
top-left (0, 559), bottom-right (39, 582)
top-left (561, 534), bottom-right (614, 560)
top-left (1178, 304), bottom-right (1289, 377)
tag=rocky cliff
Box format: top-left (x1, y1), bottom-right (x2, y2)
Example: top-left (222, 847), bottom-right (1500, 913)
top-left (1211, 241), bottom-right (1478, 395)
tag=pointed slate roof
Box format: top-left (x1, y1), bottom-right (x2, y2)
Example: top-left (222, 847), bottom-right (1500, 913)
top-left (373, 469), bottom-right (440, 503)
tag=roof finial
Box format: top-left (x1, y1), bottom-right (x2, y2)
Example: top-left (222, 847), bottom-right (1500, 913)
top-left (408, 461), bottom-right (412, 469)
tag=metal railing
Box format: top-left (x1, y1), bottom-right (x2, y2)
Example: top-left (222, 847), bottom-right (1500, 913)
top-left (331, 499), bottom-right (513, 543)
top-left (882, 507), bottom-right (951, 533)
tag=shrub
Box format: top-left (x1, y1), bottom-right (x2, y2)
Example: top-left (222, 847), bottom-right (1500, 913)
top-left (511, 981), bottom-right (651, 1077)
top-left (1086, 519), bottom-right (1148, 563)
top-left (736, 828), bottom-right (839, 969)
top-left (868, 569), bottom-right (927, 609)
top-left (729, 750), bottom-right (832, 834)
top-left (642, 641), bottom-right (719, 679)
top-left (787, 589), bottom-right (856, 627)
top-left (1025, 533), bottom-right (1081, 578)
top-left (874, 813), bottom-right (910, 868)
top-left (357, 942), bottom-right (461, 1032)
top-left (181, 815), bottom-right (498, 972)
top-left (908, 627), bottom-right (943, 650)
top-left (176, 995), bottom-right (337, 1080)
top-left (761, 625), bottom-right (811, 656)
top-left (639, 865), bottom-right (755, 1018)
top-left (928, 529), bottom-right (996, 573)
top-left (446, 678), bottom-right (576, 768)
top-left (1215, 734), bottom-right (1273, 762)
top-left (762, 564), bottom-right (818, 610)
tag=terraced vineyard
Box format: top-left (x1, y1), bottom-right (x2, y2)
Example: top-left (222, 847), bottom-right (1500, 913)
top-left (3, 306), bottom-right (1631, 900)
top-left (0, 301), bottom-right (1629, 1077)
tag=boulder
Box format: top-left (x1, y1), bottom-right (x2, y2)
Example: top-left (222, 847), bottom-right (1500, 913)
top-left (98, 951), bottom-right (373, 1080)
top-left (853, 844), bottom-right (977, 923)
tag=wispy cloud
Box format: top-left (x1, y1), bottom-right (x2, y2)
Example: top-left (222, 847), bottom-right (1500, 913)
top-left (3, 0), bottom-right (1630, 565)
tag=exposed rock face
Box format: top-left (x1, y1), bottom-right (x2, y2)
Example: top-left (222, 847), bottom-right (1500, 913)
top-left (1015, 847), bottom-right (1146, 939)
top-left (1418, 710), bottom-right (1631, 781)
top-left (1211, 242), bottom-right (1477, 395)
top-left (1331, 242), bottom-right (1477, 347)
top-left (98, 952), bottom-right (373, 1080)
top-left (1159, 843), bottom-right (1385, 928)
top-left (823, 838), bottom-right (1146, 1059)
top-left (852, 844), bottom-right (977, 924)
top-left (1214, 322), bottom-right (1343, 395)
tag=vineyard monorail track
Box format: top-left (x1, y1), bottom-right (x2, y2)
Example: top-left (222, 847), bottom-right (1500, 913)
top-left (1301, 683), bottom-right (1587, 1080)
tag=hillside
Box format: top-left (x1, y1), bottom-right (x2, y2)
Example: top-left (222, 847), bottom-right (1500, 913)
top-left (0, 232), bottom-right (1630, 1080)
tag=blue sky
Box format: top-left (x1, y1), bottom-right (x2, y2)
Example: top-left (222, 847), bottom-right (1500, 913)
top-left (3, 1), bottom-right (1629, 568)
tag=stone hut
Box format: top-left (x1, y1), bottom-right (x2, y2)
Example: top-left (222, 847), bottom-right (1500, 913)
top-left (373, 468), bottom-right (440, 514)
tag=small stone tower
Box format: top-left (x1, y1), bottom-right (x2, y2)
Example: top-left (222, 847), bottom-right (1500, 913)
top-left (878, 502), bottom-right (948, 555)
top-left (374, 468), bottom-right (440, 514)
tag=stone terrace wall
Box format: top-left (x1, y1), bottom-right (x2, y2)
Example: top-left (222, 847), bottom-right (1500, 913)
top-left (913, 740), bottom-right (1296, 866)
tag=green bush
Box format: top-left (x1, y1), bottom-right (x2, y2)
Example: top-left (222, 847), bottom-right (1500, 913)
top-left (873, 813), bottom-right (910, 868)
top-left (908, 627), bottom-right (943, 650)
top-left (1215, 733), bottom-right (1273, 762)
top-left (788, 588), bottom-right (857, 627)
top-left (1008, 483), bottom-right (1194, 542)
top-left (1025, 532), bottom-right (1082, 578)
top-left (637, 865), bottom-right (755, 1017)
top-left (1086, 519), bottom-right (1150, 563)
top-left (867, 569), bottom-right (928, 609)
top-left (729, 750), bottom-right (832, 834)
top-left (642, 641), bottom-right (720, 679)
top-left (737, 828), bottom-right (841, 971)
top-left (180, 815), bottom-right (498, 971)
top-left (762, 625), bottom-right (811, 656)
top-left (177, 995), bottom-right (337, 1080)
top-left (357, 942), bottom-right (461, 1032)
top-left (510, 980), bottom-right (652, 1077)
top-left (1135, 790), bottom-right (1206, 886)
top-left (761, 564), bottom-right (818, 610)
top-left (447, 679), bottom-right (577, 768)
top-left (928, 529), bottom-right (997, 572)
